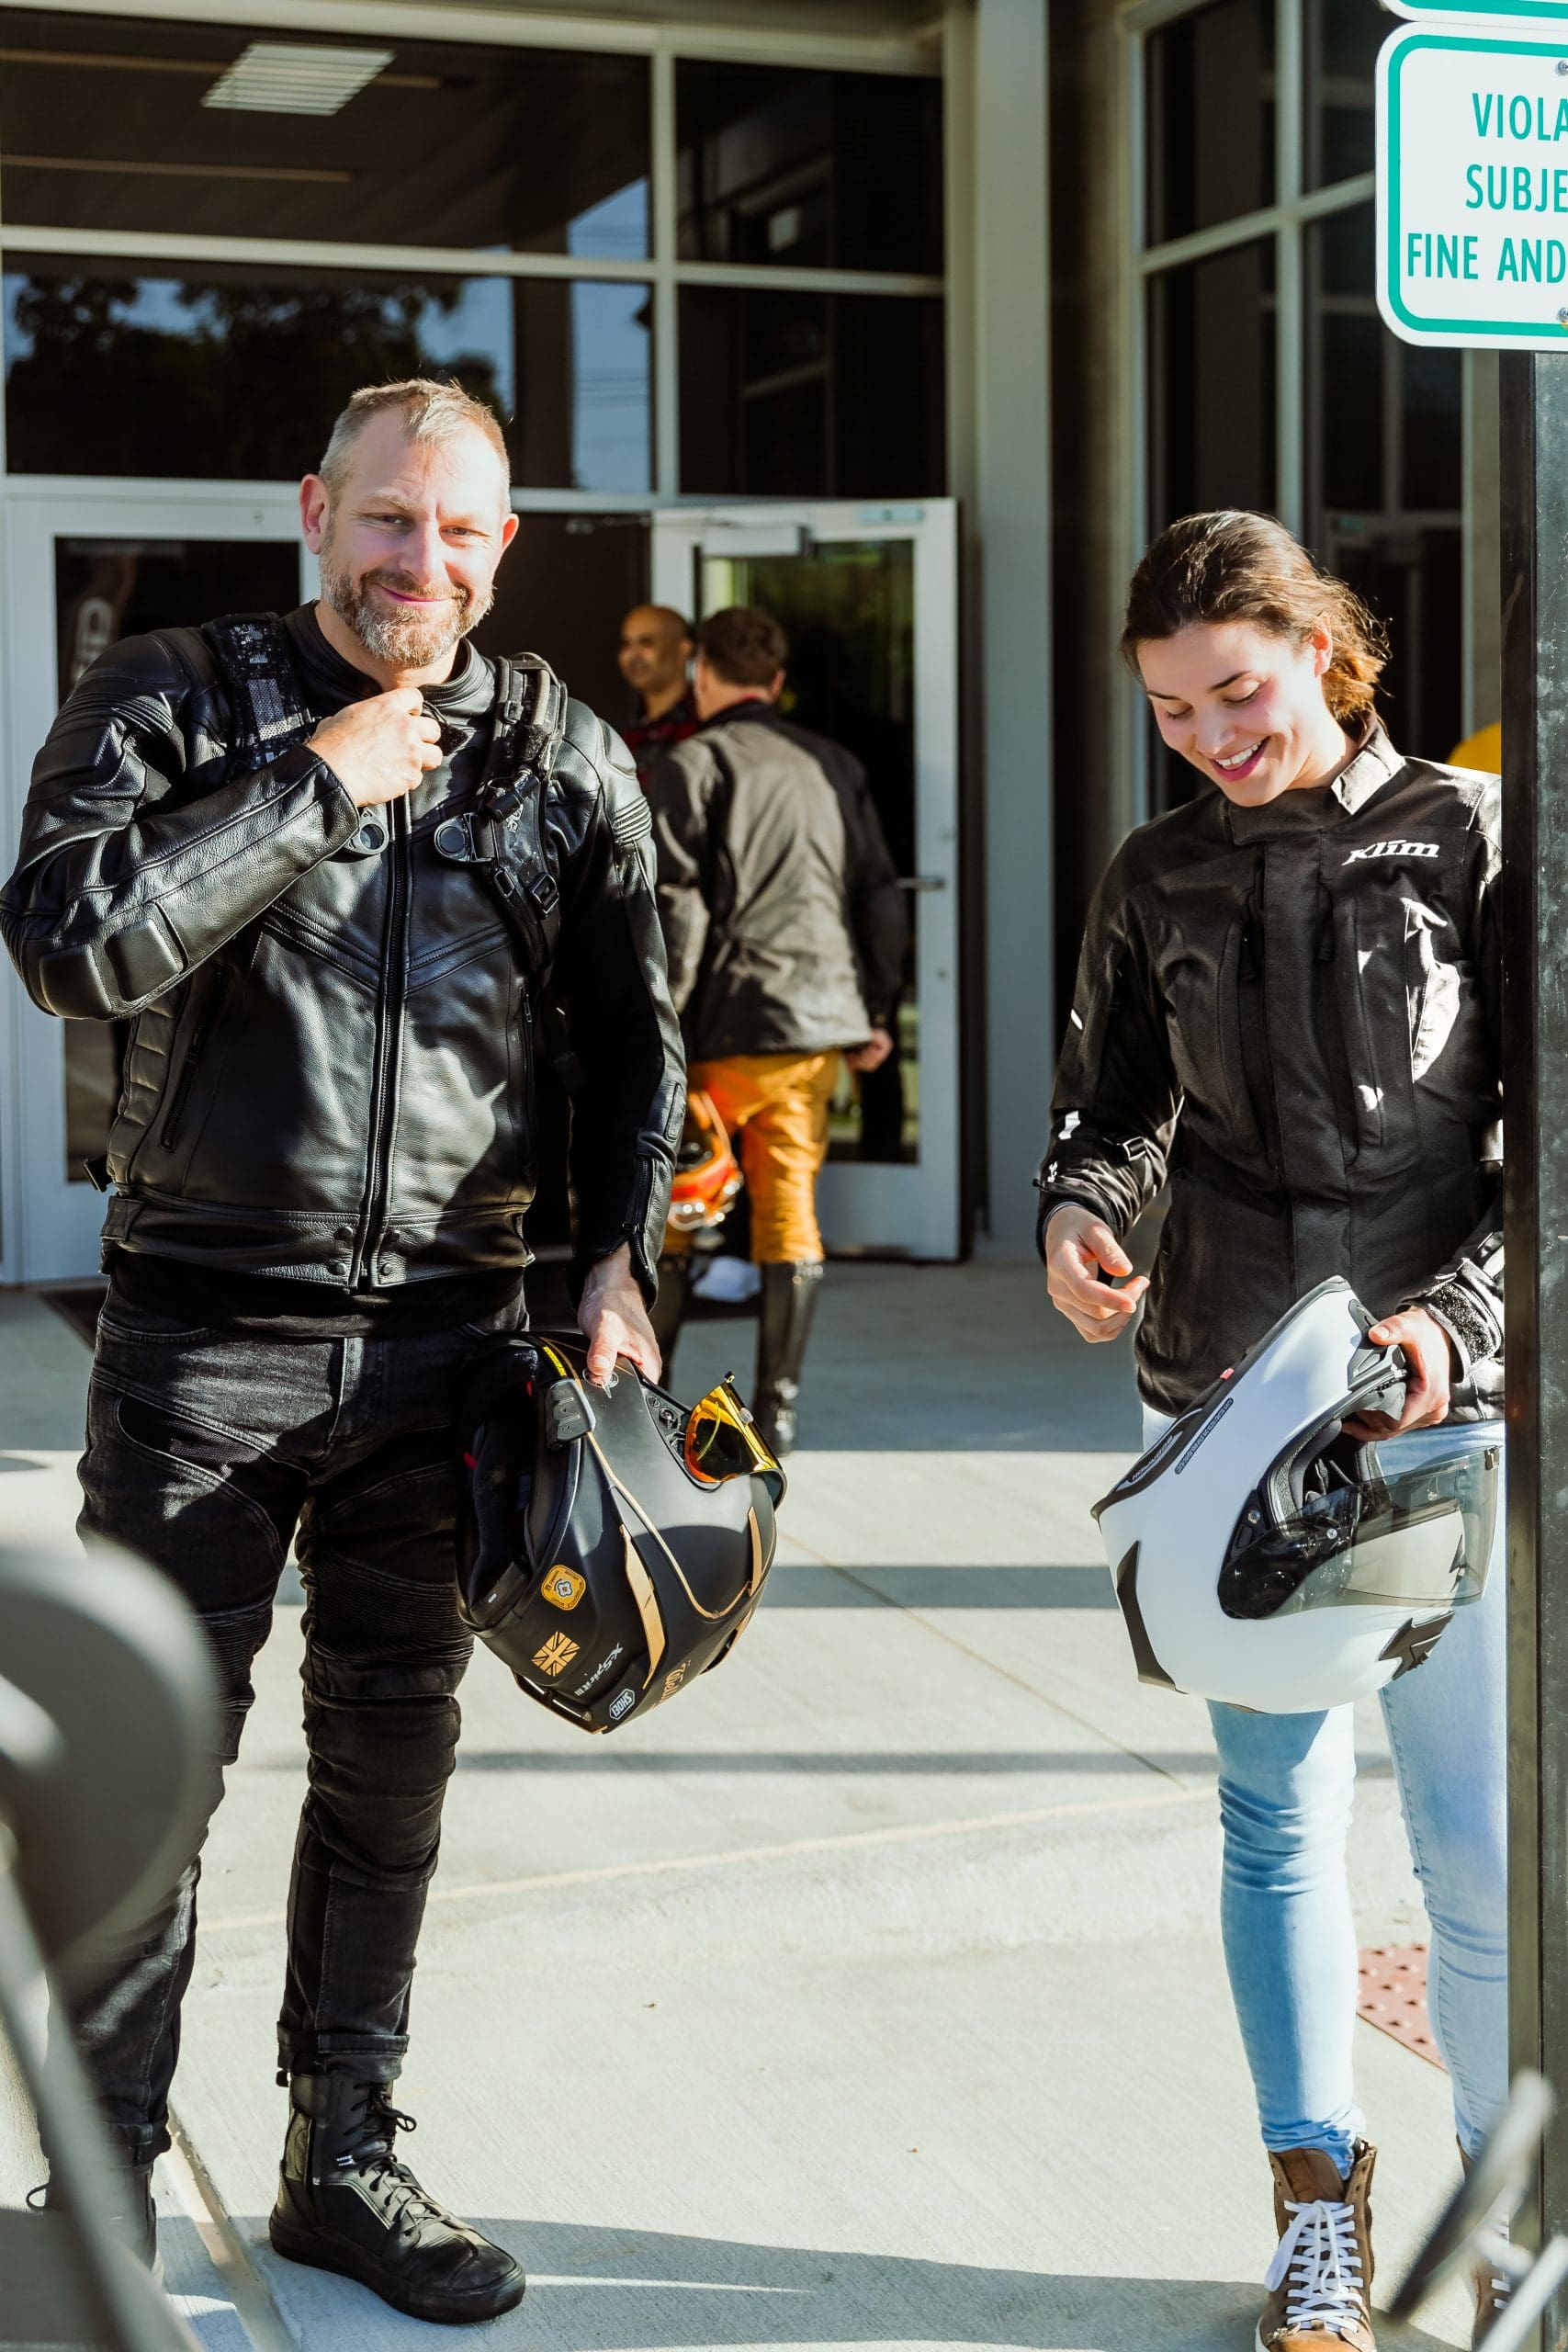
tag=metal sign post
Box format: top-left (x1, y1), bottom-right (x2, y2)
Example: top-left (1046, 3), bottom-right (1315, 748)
top-left (1500, 347), bottom-right (1568, 2351)
top-left (1378, 17), bottom-right (1568, 2343)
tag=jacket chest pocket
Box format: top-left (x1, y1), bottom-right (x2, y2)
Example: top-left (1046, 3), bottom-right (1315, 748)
top-left (1163, 919), bottom-right (1268, 1161)
top-left (1331, 891), bottom-right (1465, 1162)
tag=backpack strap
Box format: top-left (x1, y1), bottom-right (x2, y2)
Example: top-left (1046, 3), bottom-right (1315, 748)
top-left (202, 612), bottom-right (315, 775)
top-left (433, 651), bottom-right (570, 981)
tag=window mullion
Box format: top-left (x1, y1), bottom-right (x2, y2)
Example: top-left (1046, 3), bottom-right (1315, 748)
top-left (1276, 0), bottom-right (1303, 534)
top-left (651, 41), bottom-right (679, 503)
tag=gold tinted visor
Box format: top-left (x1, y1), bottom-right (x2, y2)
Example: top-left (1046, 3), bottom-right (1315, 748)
top-left (683, 1381), bottom-right (785, 1504)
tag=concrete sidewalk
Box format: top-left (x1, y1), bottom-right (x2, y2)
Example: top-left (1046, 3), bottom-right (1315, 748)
top-left (1, 1263), bottom-right (1472, 2349)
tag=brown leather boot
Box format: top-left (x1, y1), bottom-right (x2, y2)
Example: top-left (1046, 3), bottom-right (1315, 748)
top-left (1258, 2143), bottom-right (1377, 2350)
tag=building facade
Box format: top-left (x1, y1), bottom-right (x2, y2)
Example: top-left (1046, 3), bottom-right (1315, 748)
top-left (0, 0), bottom-right (1493, 1284)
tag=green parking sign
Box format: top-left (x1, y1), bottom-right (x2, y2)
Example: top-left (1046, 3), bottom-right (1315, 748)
top-left (1383, 4), bottom-right (1568, 18)
top-left (1378, 21), bottom-right (1568, 347)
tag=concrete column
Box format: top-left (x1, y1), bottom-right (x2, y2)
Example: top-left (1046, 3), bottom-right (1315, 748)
top-left (947, 0), bottom-right (1054, 1253)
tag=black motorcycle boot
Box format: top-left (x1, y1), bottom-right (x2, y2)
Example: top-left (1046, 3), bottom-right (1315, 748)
top-left (649, 1249), bottom-right (692, 1369)
top-left (268, 2075), bottom-right (525, 2324)
top-left (753, 1260), bottom-right (824, 1457)
top-left (38, 2163), bottom-right (160, 2278)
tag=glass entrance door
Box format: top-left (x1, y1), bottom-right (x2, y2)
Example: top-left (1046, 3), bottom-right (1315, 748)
top-left (650, 500), bottom-right (959, 1260)
top-left (2, 484), bottom-right (309, 1283)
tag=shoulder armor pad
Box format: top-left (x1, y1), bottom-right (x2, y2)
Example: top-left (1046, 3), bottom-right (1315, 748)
top-left (557, 699), bottom-right (652, 849)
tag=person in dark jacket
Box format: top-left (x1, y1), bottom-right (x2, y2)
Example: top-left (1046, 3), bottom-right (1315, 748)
top-left (618, 601), bottom-right (698, 786)
top-left (647, 605), bottom-right (905, 1453)
top-left (1, 378), bottom-right (683, 2324)
top-left (1037, 512), bottom-right (1505, 2352)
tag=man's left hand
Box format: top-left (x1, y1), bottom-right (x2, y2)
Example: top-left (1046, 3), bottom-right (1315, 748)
top-left (1345, 1306), bottom-right (1453, 1436)
top-left (578, 1242), bottom-right (661, 1388)
top-left (845, 1026), bottom-right (894, 1074)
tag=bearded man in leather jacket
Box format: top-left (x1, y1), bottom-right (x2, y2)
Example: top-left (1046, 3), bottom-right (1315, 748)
top-left (0, 379), bottom-right (684, 2324)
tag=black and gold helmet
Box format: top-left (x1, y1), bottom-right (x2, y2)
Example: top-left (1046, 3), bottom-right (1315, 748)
top-left (454, 1337), bottom-right (784, 1734)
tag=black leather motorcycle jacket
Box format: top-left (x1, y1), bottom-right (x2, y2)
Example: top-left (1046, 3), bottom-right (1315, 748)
top-left (1, 608), bottom-right (686, 1301)
top-left (1036, 726), bottom-right (1504, 1417)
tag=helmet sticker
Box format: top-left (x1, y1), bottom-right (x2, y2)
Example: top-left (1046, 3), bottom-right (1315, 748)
top-left (542, 1565), bottom-right (587, 1611)
top-left (532, 1632), bottom-right (581, 1678)
top-left (608, 1689), bottom-right (637, 1721)
top-left (1173, 1392), bottom-right (1235, 1474)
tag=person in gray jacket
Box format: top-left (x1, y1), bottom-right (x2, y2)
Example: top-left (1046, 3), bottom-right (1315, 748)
top-left (647, 605), bottom-right (905, 1451)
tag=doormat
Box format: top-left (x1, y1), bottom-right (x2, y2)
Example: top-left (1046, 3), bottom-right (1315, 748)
top-left (40, 1283), bottom-right (105, 1346)
top-left (1358, 1944), bottom-right (1443, 2070)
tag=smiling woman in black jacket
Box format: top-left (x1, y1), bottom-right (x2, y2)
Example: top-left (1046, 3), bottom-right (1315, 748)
top-left (1037, 512), bottom-right (1506, 2352)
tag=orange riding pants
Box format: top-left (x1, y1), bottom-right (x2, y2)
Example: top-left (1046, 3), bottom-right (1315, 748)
top-left (678, 1051), bottom-right (840, 1264)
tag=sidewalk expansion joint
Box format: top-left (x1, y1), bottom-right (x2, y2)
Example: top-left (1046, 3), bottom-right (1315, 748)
top-left (164, 2112), bottom-right (296, 2352)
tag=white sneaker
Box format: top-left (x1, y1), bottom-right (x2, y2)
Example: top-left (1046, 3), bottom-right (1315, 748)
top-left (691, 1256), bottom-right (761, 1305)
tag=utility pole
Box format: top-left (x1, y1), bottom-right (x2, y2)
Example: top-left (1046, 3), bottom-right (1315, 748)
top-left (1501, 349), bottom-right (1568, 2351)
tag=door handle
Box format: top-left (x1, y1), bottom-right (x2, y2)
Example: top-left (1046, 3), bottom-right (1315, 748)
top-left (896, 875), bottom-right (947, 892)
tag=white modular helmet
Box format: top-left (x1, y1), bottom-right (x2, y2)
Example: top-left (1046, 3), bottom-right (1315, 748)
top-left (1093, 1278), bottom-right (1498, 1713)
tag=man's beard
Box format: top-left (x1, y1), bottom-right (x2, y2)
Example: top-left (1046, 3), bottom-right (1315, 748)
top-left (319, 543), bottom-right (491, 669)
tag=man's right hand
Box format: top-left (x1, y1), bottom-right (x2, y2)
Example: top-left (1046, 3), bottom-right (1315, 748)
top-left (1043, 1203), bottom-right (1148, 1344)
top-left (307, 692), bottom-right (444, 809)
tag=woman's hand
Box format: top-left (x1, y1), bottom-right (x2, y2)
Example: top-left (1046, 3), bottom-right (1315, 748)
top-left (1043, 1204), bottom-right (1149, 1343)
top-left (1344, 1306), bottom-right (1453, 1437)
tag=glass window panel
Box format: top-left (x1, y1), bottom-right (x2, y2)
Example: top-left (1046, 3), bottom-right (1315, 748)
top-left (1323, 524), bottom-right (1463, 763)
top-left (696, 540), bottom-right (918, 1164)
top-left (3, 258), bottom-right (651, 491)
top-left (1146, 239), bottom-right (1277, 526)
top-left (1303, 202), bottom-right (1463, 763)
top-left (1145, 237), bottom-right (1277, 814)
top-left (677, 63), bottom-right (942, 276)
top-left (475, 512), bottom-right (650, 726)
top-left (53, 533), bottom-right (303, 1182)
top-left (1145, 0), bottom-right (1275, 246)
top-left (1307, 206), bottom-right (1383, 515)
top-left (0, 8), bottom-right (649, 257)
top-left (678, 288), bottom-right (945, 497)
top-left (1401, 347), bottom-right (1462, 514)
top-left (1304, 0), bottom-right (1382, 193)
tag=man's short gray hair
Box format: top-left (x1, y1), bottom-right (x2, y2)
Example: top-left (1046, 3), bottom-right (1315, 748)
top-left (319, 379), bottom-right (512, 504)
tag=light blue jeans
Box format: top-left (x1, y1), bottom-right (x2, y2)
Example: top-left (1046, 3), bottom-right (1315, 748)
top-left (1143, 1405), bottom-right (1508, 2173)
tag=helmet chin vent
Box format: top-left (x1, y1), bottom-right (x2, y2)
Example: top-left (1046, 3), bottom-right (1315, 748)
top-left (1112, 1545), bottom-right (1179, 1690)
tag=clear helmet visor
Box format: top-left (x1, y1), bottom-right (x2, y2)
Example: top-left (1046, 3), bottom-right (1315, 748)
top-left (1220, 1422), bottom-right (1500, 1623)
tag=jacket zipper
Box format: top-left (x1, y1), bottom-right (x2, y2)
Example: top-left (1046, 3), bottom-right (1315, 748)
top-left (349, 802), bottom-right (411, 1288)
top-left (159, 967), bottom-right (230, 1152)
top-left (516, 978), bottom-right (534, 1195)
top-left (1250, 854), bottom-right (1296, 1285)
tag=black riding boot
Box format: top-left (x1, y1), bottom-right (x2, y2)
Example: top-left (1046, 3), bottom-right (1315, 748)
top-left (754, 1261), bottom-right (823, 1457)
top-left (269, 2075), bottom-right (525, 2324)
top-left (39, 2163), bottom-right (159, 2276)
top-left (649, 1250), bottom-right (692, 1369)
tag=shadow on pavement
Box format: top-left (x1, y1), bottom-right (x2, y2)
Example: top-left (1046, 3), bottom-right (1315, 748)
top-left (765, 1566), bottom-right (1117, 1609)
top-left (239, 2218), bottom-right (1461, 2351)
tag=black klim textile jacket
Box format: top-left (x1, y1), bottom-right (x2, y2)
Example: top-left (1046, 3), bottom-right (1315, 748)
top-left (0, 610), bottom-right (685, 1302)
top-left (1036, 725), bottom-right (1504, 1417)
